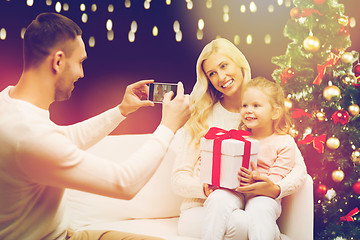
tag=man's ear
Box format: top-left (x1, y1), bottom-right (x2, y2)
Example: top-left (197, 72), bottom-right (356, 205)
top-left (272, 106), bottom-right (282, 120)
top-left (52, 50), bottom-right (65, 73)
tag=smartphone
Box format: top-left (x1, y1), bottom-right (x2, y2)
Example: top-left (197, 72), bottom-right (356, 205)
top-left (149, 82), bottom-right (177, 103)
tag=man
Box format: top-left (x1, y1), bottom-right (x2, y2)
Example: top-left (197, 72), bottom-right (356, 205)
top-left (0, 13), bottom-right (190, 240)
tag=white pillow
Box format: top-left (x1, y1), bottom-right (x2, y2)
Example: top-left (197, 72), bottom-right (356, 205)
top-left (65, 134), bottom-right (183, 229)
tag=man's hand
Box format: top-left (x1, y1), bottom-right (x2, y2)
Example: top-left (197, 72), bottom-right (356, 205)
top-left (118, 79), bottom-right (155, 117)
top-left (160, 82), bottom-right (190, 133)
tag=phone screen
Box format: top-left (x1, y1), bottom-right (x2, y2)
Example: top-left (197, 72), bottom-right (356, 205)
top-left (149, 82), bottom-right (177, 103)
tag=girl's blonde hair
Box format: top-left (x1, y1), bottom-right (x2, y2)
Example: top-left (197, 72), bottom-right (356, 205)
top-left (239, 76), bottom-right (292, 135)
top-left (185, 38), bottom-right (251, 146)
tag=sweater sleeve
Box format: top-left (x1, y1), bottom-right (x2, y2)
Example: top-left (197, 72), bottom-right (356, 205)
top-left (266, 135), bottom-right (296, 183)
top-left (171, 128), bottom-right (207, 199)
top-left (57, 106), bottom-right (125, 150)
top-left (16, 124), bottom-right (174, 199)
top-left (276, 145), bottom-right (308, 200)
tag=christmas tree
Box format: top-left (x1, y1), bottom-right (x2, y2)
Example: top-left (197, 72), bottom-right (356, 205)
top-left (271, 0), bottom-right (360, 239)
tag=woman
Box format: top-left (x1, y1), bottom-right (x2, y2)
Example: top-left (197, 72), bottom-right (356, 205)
top-left (171, 38), bottom-right (307, 239)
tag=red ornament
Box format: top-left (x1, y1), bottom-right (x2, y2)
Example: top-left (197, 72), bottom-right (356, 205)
top-left (280, 68), bottom-right (295, 85)
top-left (331, 109), bottom-right (350, 125)
top-left (313, 0), bottom-right (326, 4)
top-left (290, 7), bottom-right (300, 19)
top-left (354, 64), bottom-right (360, 77)
top-left (353, 181), bottom-right (360, 195)
top-left (316, 184), bottom-right (327, 197)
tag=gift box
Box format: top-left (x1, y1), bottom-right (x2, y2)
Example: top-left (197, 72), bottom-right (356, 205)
top-left (200, 128), bottom-right (259, 189)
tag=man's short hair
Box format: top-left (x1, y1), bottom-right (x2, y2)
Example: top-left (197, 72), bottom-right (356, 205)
top-left (23, 12), bottom-right (82, 69)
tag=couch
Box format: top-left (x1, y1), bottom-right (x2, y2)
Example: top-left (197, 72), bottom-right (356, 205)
top-left (65, 134), bottom-right (314, 240)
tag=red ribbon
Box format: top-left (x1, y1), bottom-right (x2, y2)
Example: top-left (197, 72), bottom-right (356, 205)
top-left (313, 52), bottom-right (340, 85)
top-left (291, 108), bottom-right (312, 119)
top-left (298, 8), bottom-right (323, 18)
top-left (297, 134), bottom-right (327, 153)
top-left (340, 207), bottom-right (359, 222)
top-left (204, 127), bottom-right (251, 187)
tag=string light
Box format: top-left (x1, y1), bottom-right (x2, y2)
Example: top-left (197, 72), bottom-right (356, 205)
top-left (108, 4), bottom-right (114, 12)
top-left (26, 0), bottom-right (34, 7)
top-left (246, 34), bottom-right (253, 45)
top-left (268, 4), bottom-right (274, 13)
top-left (88, 36), bottom-right (95, 47)
top-left (166, 0), bottom-right (171, 6)
top-left (80, 3), bottom-right (86, 11)
top-left (91, 4), bottom-right (97, 12)
top-left (206, 0), bottom-right (212, 9)
top-left (240, 5), bottom-right (246, 13)
top-left (152, 26), bottom-right (158, 36)
top-left (55, 2), bottom-right (61, 12)
top-left (234, 35), bottom-right (240, 45)
top-left (0, 28), bottom-right (6, 40)
top-left (81, 13), bottom-right (88, 23)
top-left (125, 0), bottom-right (131, 8)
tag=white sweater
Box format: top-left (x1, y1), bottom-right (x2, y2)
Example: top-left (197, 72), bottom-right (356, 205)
top-left (0, 86), bottom-right (174, 240)
top-left (171, 101), bottom-right (307, 211)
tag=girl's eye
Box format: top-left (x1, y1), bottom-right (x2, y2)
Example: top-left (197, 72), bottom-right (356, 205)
top-left (208, 72), bottom-right (215, 77)
top-left (254, 104), bottom-right (260, 108)
top-left (242, 104), bottom-right (247, 108)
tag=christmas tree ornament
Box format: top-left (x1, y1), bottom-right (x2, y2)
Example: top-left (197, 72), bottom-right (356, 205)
top-left (315, 110), bottom-right (326, 122)
top-left (325, 188), bottom-right (336, 200)
top-left (337, 16), bottom-right (349, 26)
top-left (280, 68), bottom-right (295, 85)
top-left (348, 103), bottom-right (360, 116)
top-left (290, 7), bottom-right (300, 19)
top-left (323, 85), bottom-right (341, 101)
top-left (303, 36), bottom-right (321, 53)
top-left (313, 52), bottom-right (340, 85)
top-left (341, 74), bottom-right (357, 86)
top-left (331, 169), bottom-right (344, 182)
top-left (353, 64), bottom-right (360, 77)
top-left (313, 0), bottom-right (326, 4)
top-left (316, 184), bottom-right (327, 197)
top-left (340, 52), bottom-right (354, 63)
top-left (331, 109), bottom-right (350, 125)
top-left (298, 134), bottom-right (326, 153)
top-left (326, 137), bottom-right (340, 149)
top-left (289, 127), bottom-right (299, 138)
top-left (353, 181), bottom-right (360, 195)
top-left (284, 98), bottom-right (293, 110)
top-left (351, 149), bottom-right (360, 164)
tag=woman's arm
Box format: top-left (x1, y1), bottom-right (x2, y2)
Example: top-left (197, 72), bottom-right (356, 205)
top-left (171, 128), bottom-right (207, 199)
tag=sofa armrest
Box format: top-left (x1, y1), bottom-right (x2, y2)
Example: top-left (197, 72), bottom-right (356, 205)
top-left (278, 174), bottom-right (314, 240)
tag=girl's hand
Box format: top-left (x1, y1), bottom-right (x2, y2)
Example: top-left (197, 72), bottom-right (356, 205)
top-left (238, 161), bottom-right (258, 186)
top-left (203, 183), bottom-right (219, 197)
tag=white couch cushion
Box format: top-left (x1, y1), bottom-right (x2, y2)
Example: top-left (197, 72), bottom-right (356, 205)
top-left (65, 134), bottom-right (184, 229)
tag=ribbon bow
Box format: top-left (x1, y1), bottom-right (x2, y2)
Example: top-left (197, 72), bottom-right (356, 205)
top-left (297, 134), bottom-right (327, 154)
top-left (340, 207), bottom-right (359, 222)
top-left (204, 127), bottom-right (251, 187)
top-left (291, 108), bottom-right (312, 119)
top-left (298, 8), bottom-right (323, 18)
top-left (313, 52), bottom-right (340, 85)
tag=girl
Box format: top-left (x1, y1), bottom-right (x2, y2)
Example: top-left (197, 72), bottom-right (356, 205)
top-left (202, 77), bottom-right (297, 240)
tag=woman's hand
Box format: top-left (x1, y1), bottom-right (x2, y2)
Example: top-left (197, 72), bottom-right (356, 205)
top-left (235, 162), bottom-right (281, 199)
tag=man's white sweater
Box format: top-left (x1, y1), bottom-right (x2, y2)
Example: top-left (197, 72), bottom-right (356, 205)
top-left (0, 86), bottom-right (174, 240)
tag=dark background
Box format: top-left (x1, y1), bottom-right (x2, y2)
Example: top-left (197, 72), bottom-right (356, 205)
top-left (0, 0), bottom-right (359, 134)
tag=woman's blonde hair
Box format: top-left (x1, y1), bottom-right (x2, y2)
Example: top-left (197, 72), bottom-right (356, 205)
top-left (239, 76), bottom-right (292, 135)
top-left (185, 38), bottom-right (251, 146)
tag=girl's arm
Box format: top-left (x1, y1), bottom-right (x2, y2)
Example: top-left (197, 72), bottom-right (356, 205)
top-left (236, 142), bottom-right (307, 199)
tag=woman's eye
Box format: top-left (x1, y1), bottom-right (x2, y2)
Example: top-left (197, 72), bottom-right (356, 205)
top-left (221, 63), bottom-right (227, 69)
top-left (209, 72), bottom-right (215, 77)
